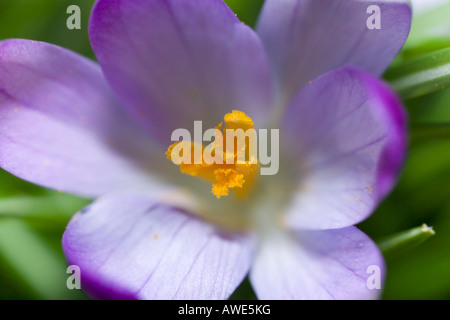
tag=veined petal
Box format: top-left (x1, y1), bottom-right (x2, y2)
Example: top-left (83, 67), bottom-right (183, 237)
top-left (281, 67), bottom-right (407, 230)
top-left (257, 0), bottom-right (411, 105)
top-left (63, 194), bottom-right (253, 300)
top-left (250, 227), bottom-right (385, 300)
top-left (90, 0), bottom-right (273, 145)
top-left (0, 40), bottom-right (159, 197)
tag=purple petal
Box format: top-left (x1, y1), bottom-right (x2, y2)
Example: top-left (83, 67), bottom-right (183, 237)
top-left (0, 39), bottom-right (159, 197)
top-left (250, 227), bottom-right (385, 300)
top-left (281, 67), bottom-right (407, 230)
top-left (63, 194), bottom-right (253, 300)
top-left (89, 0), bottom-right (273, 145)
top-left (257, 0), bottom-right (411, 104)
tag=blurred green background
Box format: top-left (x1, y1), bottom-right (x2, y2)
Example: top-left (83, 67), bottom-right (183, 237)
top-left (0, 0), bottom-right (450, 300)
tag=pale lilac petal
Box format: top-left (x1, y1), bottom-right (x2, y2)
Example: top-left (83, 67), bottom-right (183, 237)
top-left (257, 0), bottom-right (411, 104)
top-left (63, 194), bottom-right (253, 300)
top-left (90, 0), bottom-right (273, 145)
top-left (0, 40), bottom-right (159, 197)
top-left (281, 67), bottom-right (407, 230)
top-left (250, 227), bottom-right (385, 300)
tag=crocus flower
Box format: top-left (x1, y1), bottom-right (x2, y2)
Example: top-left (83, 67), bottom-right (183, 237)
top-left (0, 0), bottom-right (411, 300)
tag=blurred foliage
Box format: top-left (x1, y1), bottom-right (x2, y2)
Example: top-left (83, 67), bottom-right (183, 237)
top-left (385, 47), bottom-right (450, 99)
top-left (0, 0), bottom-right (449, 300)
top-left (401, 2), bottom-right (450, 59)
top-left (0, 0), bottom-right (95, 59)
top-left (224, 0), bottom-right (264, 28)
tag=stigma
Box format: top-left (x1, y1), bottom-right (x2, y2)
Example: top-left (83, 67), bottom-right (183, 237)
top-left (166, 110), bottom-right (259, 199)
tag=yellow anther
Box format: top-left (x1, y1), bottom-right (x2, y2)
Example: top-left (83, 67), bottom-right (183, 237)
top-left (224, 110), bottom-right (254, 131)
top-left (166, 110), bottom-right (258, 199)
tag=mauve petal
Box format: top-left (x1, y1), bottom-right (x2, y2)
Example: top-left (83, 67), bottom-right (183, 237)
top-left (90, 0), bottom-right (273, 145)
top-left (63, 194), bottom-right (253, 300)
top-left (250, 226), bottom-right (385, 300)
top-left (0, 39), bottom-right (160, 197)
top-left (257, 0), bottom-right (411, 105)
top-left (281, 67), bottom-right (407, 230)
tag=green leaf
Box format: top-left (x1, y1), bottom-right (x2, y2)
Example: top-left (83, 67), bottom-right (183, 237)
top-left (377, 224), bottom-right (436, 259)
top-left (0, 218), bottom-right (86, 299)
top-left (381, 206), bottom-right (450, 300)
top-left (385, 47), bottom-right (450, 99)
top-left (224, 0), bottom-right (264, 28)
top-left (0, 194), bottom-right (88, 220)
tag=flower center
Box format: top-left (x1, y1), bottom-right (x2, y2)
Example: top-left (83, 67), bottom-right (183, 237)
top-left (166, 110), bottom-right (259, 199)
